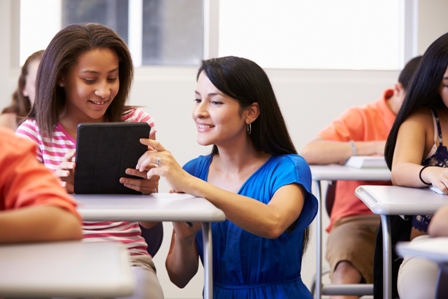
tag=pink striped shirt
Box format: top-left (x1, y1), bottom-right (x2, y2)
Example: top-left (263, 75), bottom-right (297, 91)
top-left (16, 108), bottom-right (157, 257)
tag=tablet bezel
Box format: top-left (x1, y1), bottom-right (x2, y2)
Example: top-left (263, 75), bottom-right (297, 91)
top-left (74, 122), bottom-right (151, 194)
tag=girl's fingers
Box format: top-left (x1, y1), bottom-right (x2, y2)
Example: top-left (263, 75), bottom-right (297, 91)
top-left (55, 169), bottom-right (70, 178)
top-left (64, 150), bottom-right (76, 162)
top-left (60, 162), bottom-right (75, 170)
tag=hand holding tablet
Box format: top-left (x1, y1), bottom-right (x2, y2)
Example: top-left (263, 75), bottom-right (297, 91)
top-left (74, 122), bottom-right (151, 194)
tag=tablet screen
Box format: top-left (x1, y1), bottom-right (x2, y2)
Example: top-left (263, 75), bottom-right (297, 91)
top-left (74, 122), bottom-right (151, 194)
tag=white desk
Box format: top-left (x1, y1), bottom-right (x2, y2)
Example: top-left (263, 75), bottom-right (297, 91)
top-left (73, 193), bottom-right (226, 299)
top-left (0, 241), bottom-right (134, 298)
top-left (397, 237), bottom-right (448, 299)
top-left (310, 165), bottom-right (391, 299)
top-left (396, 237), bottom-right (448, 265)
top-left (355, 185), bottom-right (448, 299)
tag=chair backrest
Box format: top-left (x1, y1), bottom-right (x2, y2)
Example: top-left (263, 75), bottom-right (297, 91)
top-left (325, 180), bottom-right (337, 217)
top-left (139, 222), bottom-right (164, 257)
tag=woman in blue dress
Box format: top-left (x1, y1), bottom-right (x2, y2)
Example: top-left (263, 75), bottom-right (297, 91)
top-left (137, 56), bottom-right (318, 298)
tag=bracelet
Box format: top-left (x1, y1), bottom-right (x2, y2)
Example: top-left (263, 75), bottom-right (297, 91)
top-left (419, 165), bottom-right (432, 186)
top-left (349, 140), bottom-right (357, 156)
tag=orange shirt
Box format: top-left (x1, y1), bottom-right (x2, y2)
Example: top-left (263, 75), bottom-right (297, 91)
top-left (0, 127), bottom-right (80, 219)
top-left (319, 89), bottom-right (394, 232)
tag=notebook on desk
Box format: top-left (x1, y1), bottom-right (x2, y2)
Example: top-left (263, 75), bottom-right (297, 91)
top-left (74, 122), bottom-right (151, 194)
top-left (345, 156), bottom-right (388, 169)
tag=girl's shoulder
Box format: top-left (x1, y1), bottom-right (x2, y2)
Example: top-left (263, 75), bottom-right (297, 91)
top-left (399, 107), bottom-right (435, 139)
top-left (122, 107), bottom-right (150, 122)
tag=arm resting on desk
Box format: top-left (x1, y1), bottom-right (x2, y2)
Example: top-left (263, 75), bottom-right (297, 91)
top-left (300, 138), bottom-right (385, 165)
top-left (0, 205), bottom-right (82, 243)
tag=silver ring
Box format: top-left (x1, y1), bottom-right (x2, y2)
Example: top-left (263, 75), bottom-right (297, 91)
top-left (155, 156), bottom-right (162, 167)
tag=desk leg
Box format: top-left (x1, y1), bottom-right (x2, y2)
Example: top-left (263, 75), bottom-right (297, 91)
top-left (202, 222), bottom-right (213, 299)
top-left (381, 215), bottom-right (391, 299)
top-left (314, 180), bottom-right (323, 299)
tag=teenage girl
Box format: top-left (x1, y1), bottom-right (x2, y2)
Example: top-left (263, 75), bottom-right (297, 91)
top-left (385, 32), bottom-right (448, 299)
top-left (16, 23), bottom-right (164, 299)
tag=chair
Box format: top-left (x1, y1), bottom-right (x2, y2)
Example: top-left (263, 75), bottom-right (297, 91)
top-left (139, 222), bottom-right (164, 257)
top-left (311, 180), bottom-right (373, 297)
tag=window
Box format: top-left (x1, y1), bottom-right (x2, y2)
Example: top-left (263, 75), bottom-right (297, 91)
top-left (20, 0), bottom-right (203, 67)
top-left (20, 0), bottom-right (413, 70)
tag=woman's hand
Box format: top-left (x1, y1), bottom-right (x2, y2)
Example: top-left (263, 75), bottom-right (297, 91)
top-left (55, 150), bottom-right (76, 193)
top-left (136, 138), bottom-right (194, 194)
top-left (172, 221), bottom-right (202, 241)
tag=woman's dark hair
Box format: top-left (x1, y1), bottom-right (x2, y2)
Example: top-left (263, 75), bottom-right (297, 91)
top-left (197, 56), bottom-right (297, 156)
top-left (197, 56), bottom-right (311, 250)
top-left (29, 23), bottom-right (133, 137)
top-left (385, 33), bottom-right (448, 169)
top-left (1, 50), bottom-right (44, 124)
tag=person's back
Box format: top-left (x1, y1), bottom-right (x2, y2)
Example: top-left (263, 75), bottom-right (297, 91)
top-left (300, 56), bottom-right (422, 299)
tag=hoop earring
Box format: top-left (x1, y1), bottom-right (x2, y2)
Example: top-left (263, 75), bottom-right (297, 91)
top-left (246, 123), bottom-right (252, 135)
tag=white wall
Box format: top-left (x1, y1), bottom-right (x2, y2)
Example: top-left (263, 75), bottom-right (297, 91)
top-left (1, 1), bottom-right (448, 298)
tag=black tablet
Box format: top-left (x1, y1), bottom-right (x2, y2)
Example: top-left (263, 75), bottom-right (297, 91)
top-left (74, 122), bottom-right (151, 194)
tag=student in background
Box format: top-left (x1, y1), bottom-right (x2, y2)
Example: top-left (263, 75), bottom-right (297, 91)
top-left (300, 56), bottom-right (421, 299)
top-left (136, 56), bottom-right (318, 299)
top-left (384, 32), bottom-right (448, 299)
top-left (16, 23), bottom-right (163, 299)
top-left (0, 50), bottom-right (44, 131)
top-left (0, 126), bottom-right (82, 243)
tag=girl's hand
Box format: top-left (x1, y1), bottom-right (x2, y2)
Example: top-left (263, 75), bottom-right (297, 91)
top-left (120, 136), bottom-right (160, 194)
top-left (425, 166), bottom-right (448, 194)
top-left (120, 168), bottom-right (160, 194)
top-left (55, 150), bottom-right (76, 193)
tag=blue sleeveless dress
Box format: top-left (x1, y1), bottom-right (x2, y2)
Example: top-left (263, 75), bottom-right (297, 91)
top-left (183, 154), bottom-right (318, 299)
top-left (413, 110), bottom-right (448, 231)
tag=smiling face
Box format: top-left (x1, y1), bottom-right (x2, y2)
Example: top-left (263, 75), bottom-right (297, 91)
top-left (192, 71), bottom-right (252, 148)
top-left (60, 48), bottom-right (119, 123)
